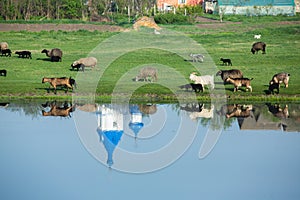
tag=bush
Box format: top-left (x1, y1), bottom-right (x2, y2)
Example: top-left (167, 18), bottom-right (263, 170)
top-left (154, 13), bottom-right (192, 24)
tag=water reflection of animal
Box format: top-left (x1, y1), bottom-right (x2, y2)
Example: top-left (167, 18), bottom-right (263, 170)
top-left (266, 103), bottom-right (289, 119)
top-left (138, 104), bottom-right (157, 115)
top-left (42, 101), bottom-right (75, 117)
top-left (217, 104), bottom-right (253, 118)
top-left (226, 105), bottom-right (253, 118)
top-left (189, 104), bottom-right (214, 120)
top-left (0, 102), bottom-right (9, 108)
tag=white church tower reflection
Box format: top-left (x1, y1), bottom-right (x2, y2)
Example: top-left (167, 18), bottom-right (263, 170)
top-left (96, 105), bottom-right (123, 168)
top-left (128, 105), bottom-right (144, 139)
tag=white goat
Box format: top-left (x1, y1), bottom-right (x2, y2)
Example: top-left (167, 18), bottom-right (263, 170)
top-left (189, 72), bottom-right (214, 90)
top-left (189, 53), bottom-right (204, 62)
top-left (254, 34), bottom-right (261, 39)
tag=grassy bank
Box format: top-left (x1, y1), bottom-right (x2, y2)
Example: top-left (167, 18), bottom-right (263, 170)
top-left (0, 16), bottom-right (299, 102)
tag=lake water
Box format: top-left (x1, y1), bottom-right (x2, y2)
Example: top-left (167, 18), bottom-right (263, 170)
top-left (0, 101), bottom-right (299, 200)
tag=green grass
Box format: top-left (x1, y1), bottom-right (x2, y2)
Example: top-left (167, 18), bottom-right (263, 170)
top-left (0, 17), bottom-right (299, 102)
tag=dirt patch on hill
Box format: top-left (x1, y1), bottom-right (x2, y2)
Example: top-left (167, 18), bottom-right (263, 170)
top-left (0, 23), bottom-right (125, 32)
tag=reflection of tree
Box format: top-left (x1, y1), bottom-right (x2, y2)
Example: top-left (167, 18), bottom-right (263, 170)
top-left (4, 101), bottom-right (42, 119)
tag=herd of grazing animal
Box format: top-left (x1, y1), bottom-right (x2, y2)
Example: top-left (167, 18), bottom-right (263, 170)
top-left (0, 38), bottom-right (291, 95)
top-left (186, 40), bottom-right (291, 94)
top-left (0, 41), bottom-right (99, 94)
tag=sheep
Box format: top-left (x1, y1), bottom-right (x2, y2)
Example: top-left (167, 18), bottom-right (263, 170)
top-left (15, 50), bottom-right (32, 59)
top-left (251, 42), bottom-right (266, 54)
top-left (0, 69), bottom-right (7, 76)
top-left (220, 58), bottom-right (232, 66)
top-left (42, 77), bottom-right (74, 94)
top-left (269, 72), bottom-right (290, 88)
top-left (225, 77), bottom-right (253, 92)
top-left (254, 34), bottom-right (261, 39)
top-left (189, 72), bottom-right (214, 90)
top-left (179, 83), bottom-right (203, 93)
top-left (269, 82), bottom-right (280, 94)
top-left (135, 67), bottom-right (158, 82)
top-left (216, 69), bottom-right (243, 82)
top-left (190, 83), bottom-right (203, 93)
top-left (71, 57), bottom-right (97, 72)
top-left (41, 48), bottom-right (63, 62)
top-left (189, 53), bottom-right (204, 62)
top-left (0, 42), bottom-right (8, 51)
top-left (1, 49), bottom-right (11, 57)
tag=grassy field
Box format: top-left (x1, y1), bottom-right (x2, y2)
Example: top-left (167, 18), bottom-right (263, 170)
top-left (0, 16), bottom-right (299, 102)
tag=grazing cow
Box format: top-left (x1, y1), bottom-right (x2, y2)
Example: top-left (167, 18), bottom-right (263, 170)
top-left (216, 69), bottom-right (243, 82)
top-left (251, 42), bottom-right (266, 54)
top-left (0, 69), bottom-right (7, 76)
top-left (269, 72), bottom-right (290, 88)
top-left (226, 77), bottom-right (253, 92)
top-left (220, 58), bottom-right (232, 66)
top-left (189, 72), bottom-right (214, 90)
top-left (15, 51), bottom-right (32, 59)
top-left (42, 77), bottom-right (75, 94)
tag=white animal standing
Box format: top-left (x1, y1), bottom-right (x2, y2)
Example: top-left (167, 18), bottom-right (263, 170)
top-left (189, 53), bottom-right (204, 62)
top-left (254, 34), bottom-right (261, 39)
top-left (189, 72), bottom-right (214, 90)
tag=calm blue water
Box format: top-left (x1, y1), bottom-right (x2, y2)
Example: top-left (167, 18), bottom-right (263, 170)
top-left (0, 101), bottom-right (299, 200)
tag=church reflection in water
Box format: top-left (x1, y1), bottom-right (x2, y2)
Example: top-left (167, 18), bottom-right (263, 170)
top-left (3, 101), bottom-right (297, 168)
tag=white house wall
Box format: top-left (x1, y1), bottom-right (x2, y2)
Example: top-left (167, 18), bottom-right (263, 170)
top-left (218, 5), bottom-right (296, 15)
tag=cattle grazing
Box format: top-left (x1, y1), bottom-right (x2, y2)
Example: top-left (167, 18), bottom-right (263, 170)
top-left (189, 72), bottom-right (214, 91)
top-left (251, 42), bottom-right (266, 54)
top-left (269, 72), bottom-right (290, 88)
top-left (220, 58), bottom-right (232, 66)
top-left (15, 51), bottom-right (32, 59)
top-left (135, 67), bottom-right (158, 82)
top-left (189, 53), bottom-right (204, 62)
top-left (216, 69), bottom-right (243, 82)
top-left (42, 77), bottom-right (75, 94)
top-left (42, 101), bottom-right (75, 117)
top-left (225, 77), bottom-right (253, 92)
top-left (269, 82), bottom-right (280, 94)
top-left (1, 49), bottom-right (11, 57)
top-left (71, 57), bottom-right (97, 71)
top-left (41, 48), bottom-right (63, 62)
top-left (0, 69), bottom-right (7, 77)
